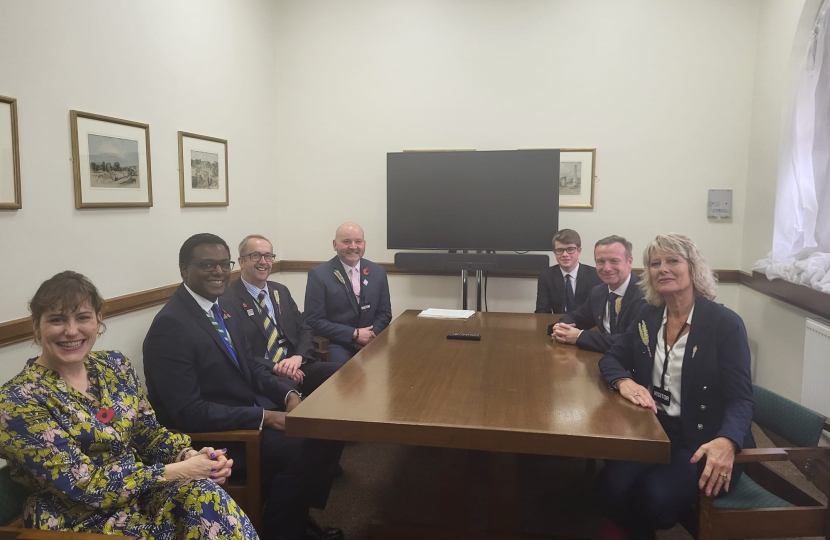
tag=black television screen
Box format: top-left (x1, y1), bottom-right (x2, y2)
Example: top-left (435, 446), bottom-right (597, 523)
top-left (387, 149), bottom-right (559, 251)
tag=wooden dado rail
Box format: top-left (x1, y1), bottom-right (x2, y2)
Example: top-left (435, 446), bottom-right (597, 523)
top-left (2, 263), bottom-right (826, 349)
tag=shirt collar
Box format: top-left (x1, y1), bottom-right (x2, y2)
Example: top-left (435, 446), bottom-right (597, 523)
top-left (184, 283), bottom-right (219, 313)
top-left (661, 303), bottom-right (696, 325)
top-left (241, 277), bottom-right (269, 299)
top-left (560, 263), bottom-right (579, 279)
top-left (342, 260), bottom-right (360, 274)
top-left (609, 274), bottom-right (632, 297)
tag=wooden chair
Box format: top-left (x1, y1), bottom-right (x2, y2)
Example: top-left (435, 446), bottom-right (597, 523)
top-left (312, 336), bottom-right (330, 361)
top-left (185, 430), bottom-right (262, 531)
top-left (697, 384), bottom-right (830, 540)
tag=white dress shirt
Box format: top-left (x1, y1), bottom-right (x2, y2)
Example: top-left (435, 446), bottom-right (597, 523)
top-left (650, 305), bottom-right (695, 417)
top-left (343, 260), bottom-right (361, 299)
top-left (559, 263), bottom-right (579, 305)
top-left (603, 274), bottom-right (632, 333)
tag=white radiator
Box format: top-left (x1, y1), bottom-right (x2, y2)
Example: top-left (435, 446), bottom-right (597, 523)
top-left (801, 318), bottom-right (830, 417)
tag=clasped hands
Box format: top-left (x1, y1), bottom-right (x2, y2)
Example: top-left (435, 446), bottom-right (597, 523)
top-left (273, 355), bottom-right (305, 384)
top-left (352, 325), bottom-right (376, 350)
top-left (616, 379), bottom-right (736, 497)
top-left (551, 322), bottom-right (581, 345)
top-left (166, 447), bottom-right (233, 485)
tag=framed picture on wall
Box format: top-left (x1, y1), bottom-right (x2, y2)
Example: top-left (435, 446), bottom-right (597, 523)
top-left (559, 148), bottom-right (596, 209)
top-left (70, 110), bottom-right (153, 209)
top-left (178, 131), bottom-right (228, 207)
top-left (0, 95), bottom-right (22, 209)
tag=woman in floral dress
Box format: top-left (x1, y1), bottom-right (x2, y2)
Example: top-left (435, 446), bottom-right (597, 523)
top-left (0, 271), bottom-right (259, 539)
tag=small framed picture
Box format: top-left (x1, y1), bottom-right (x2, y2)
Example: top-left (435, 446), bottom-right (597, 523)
top-left (70, 110), bottom-right (152, 209)
top-left (559, 148), bottom-right (596, 209)
top-left (0, 95), bottom-right (22, 210)
top-left (178, 131), bottom-right (228, 207)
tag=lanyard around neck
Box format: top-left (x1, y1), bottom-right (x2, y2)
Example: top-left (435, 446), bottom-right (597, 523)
top-left (660, 321), bottom-right (688, 390)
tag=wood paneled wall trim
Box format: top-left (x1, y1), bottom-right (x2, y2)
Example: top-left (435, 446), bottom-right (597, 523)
top-left (738, 271), bottom-right (830, 321)
top-left (0, 263), bottom-right (788, 350)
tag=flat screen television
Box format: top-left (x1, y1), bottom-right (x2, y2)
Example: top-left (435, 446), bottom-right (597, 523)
top-left (387, 149), bottom-right (559, 251)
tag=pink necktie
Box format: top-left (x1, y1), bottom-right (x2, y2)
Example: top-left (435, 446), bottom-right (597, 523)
top-left (351, 268), bottom-right (361, 299)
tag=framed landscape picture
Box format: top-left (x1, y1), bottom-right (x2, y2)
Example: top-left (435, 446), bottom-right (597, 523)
top-left (178, 131), bottom-right (228, 207)
top-left (0, 95), bottom-right (21, 209)
top-left (70, 110), bottom-right (152, 208)
top-left (559, 148), bottom-right (596, 209)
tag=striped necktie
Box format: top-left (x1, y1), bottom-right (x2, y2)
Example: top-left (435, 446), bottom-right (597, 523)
top-left (208, 304), bottom-right (238, 365)
top-left (258, 290), bottom-right (286, 363)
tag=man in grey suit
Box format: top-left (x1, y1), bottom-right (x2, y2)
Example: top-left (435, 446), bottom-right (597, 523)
top-left (304, 222), bottom-right (392, 366)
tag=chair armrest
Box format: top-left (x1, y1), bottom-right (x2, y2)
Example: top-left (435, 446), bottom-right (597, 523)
top-left (734, 448), bottom-right (789, 463)
top-left (182, 430), bottom-right (261, 444)
top-left (312, 336), bottom-right (330, 361)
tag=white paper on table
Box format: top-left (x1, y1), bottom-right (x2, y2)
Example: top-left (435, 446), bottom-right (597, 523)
top-left (417, 308), bottom-right (476, 319)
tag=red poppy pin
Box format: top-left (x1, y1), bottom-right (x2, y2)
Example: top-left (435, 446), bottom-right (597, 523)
top-left (222, 310), bottom-right (231, 320)
top-left (242, 303), bottom-right (248, 308)
top-left (363, 267), bottom-right (370, 276)
top-left (96, 407), bottom-right (115, 424)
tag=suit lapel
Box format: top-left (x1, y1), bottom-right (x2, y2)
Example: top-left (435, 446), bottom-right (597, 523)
top-left (592, 287), bottom-right (608, 333)
top-left (681, 297), bottom-right (712, 407)
top-left (235, 281), bottom-right (270, 342)
top-left (331, 258), bottom-right (360, 315)
top-left (177, 286), bottom-right (242, 372)
top-left (633, 307), bottom-right (662, 384)
top-left (617, 274), bottom-right (641, 322)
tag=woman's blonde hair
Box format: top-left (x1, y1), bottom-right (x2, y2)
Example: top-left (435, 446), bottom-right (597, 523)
top-left (639, 233), bottom-right (718, 306)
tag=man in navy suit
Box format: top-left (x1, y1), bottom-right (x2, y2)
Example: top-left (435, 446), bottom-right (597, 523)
top-left (535, 228), bottom-right (602, 314)
top-left (223, 234), bottom-right (337, 396)
top-left (550, 235), bottom-right (647, 352)
top-left (143, 233), bottom-right (342, 540)
top-left (305, 222), bottom-right (392, 366)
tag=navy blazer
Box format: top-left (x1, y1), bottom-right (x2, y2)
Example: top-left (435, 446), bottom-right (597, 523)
top-left (223, 278), bottom-right (315, 371)
top-left (304, 257), bottom-right (392, 346)
top-left (535, 263), bottom-right (602, 314)
top-left (555, 273), bottom-right (648, 353)
top-left (599, 296), bottom-right (755, 451)
top-left (143, 284), bottom-right (297, 433)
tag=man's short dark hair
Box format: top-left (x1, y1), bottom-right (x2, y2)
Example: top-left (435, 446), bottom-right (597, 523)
top-left (179, 233), bottom-right (231, 267)
top-left (552, 229), bottom-right (582, 248)
top-left (595, 235), bottom-right (633, 259)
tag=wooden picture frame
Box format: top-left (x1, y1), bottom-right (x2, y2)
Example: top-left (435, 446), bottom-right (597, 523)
top-left (559, 148), bottom-right (596, 209)
top-left (70, 110), bottom-right (152, 208)
top-left (178, 131), bottom-right (229, 207)
top-left (0, 95), bottom-right (22, 210)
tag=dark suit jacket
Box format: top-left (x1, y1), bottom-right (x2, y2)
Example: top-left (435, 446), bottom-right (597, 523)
top-left (223, 278), bottom-right (315, 371)
top-left (304, 257), bottom-right (392, 346)
top-left (535, 263), bottom-right (602, 314)
top-left (143, 284), bottom-right (297, 433)
top-left (599, 297), bottom-right (755, 452)
top-left (554, 273), bottom-right (648, 352)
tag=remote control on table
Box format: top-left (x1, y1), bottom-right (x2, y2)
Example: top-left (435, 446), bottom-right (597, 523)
top-left (447, 333), bottom-right (481, 341)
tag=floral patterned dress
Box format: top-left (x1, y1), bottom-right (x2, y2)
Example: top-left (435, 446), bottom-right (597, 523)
top-left (0, 351), bottom-right (259, 540)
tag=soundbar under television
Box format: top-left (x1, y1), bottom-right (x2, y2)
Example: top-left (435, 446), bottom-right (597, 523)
top-left (387, 149), bottom-right (559, 251)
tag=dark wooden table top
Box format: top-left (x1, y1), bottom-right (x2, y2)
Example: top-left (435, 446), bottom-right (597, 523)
top-left (287, 310), bottom-right (670, 463)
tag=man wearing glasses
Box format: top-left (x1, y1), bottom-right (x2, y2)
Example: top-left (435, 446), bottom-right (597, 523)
top-left (534, 228), bottom-right (602, 314)
top-left (223, 234), bottom-right (338, 396)
top-left (143, 233), bottom-right (343, 540)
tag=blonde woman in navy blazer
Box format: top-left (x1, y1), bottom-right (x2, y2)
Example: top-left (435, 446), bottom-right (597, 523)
top-left (597, 234), bottom-right (754, 540)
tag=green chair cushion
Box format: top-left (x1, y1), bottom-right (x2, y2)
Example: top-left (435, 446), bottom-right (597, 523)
top-left (753, 384), bottom-right (826, 448)
top-left (714, 474), bottom-right (794, 509)
top-left (0, 466), bottom-right (26, 525)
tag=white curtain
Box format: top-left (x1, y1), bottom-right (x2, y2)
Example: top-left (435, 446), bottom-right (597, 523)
top-left (755, 0), bottom-right (830, 292)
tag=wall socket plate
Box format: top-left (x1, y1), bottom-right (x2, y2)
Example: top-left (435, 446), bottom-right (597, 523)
top-left (708, 189), bottom-right (732, 218)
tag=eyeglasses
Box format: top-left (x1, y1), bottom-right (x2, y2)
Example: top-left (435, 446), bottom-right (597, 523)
top-left (553, 247), bottom-right (578, 255)
top-left (191, 260), bottom-right (235, 272)
top-left (241, 252), bottom-right (276, 263)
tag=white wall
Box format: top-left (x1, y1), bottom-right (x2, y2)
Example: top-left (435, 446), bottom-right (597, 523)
top-left (736, 0), bottom-right (823, 401)
top-left (0, 0), bottom-right (280, 382)
top-left (273, 0), bottom-right (759, 270)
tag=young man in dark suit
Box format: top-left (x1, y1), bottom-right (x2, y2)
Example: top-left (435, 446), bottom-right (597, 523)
top-left (535, 229), bottom-right (602, 314)
top-left (143, 233), bottom-right (342, 540)
top-left (550, 235), bottom-right (647, 352)
top-left (304, 222), bottom-right (392, 366)
top-left (223, 234), bottom-right (337, 396)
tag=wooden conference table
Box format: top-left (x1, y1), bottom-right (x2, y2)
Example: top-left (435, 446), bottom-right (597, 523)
top-left (286, 310), bottom-right (670, 538)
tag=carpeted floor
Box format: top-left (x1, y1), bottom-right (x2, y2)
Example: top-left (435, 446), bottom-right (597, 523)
top-left (309, 424), bottom-right (827, 540)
